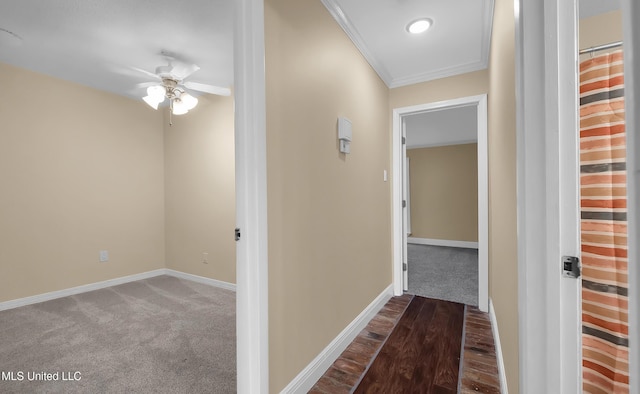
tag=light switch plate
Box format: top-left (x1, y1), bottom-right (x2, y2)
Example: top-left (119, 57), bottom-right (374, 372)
top-left (99, 250), bottom-right (109, 262)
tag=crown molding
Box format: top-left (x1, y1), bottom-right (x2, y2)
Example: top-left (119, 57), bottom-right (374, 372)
top-left (320, 0), bottom-right (393, 86)
top-left (322, 0), bottom-right (494, 89)
top-left (389, 60), bottom-right (488, 88)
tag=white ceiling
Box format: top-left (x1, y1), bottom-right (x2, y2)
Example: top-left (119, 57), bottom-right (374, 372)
top-left (322, 0), bottom-right (494, 88)
top-left (0, 0), bottom-right (622, 104)
top-left (0, 0), bottom-right (496, 101)
top-left (579, 0), bottom-right (621, 19)
top-left (0, 0), bottom-right (234, 100)
top-left (405, 106), bottom-right (477, 149)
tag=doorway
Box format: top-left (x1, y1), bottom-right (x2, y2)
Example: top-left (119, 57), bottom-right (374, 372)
top-left (392, 94), bottom-right (488, 312)
top-left (516, 0), bottom-right (639, 391)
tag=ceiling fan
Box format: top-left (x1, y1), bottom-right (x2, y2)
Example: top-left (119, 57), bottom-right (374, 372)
top-left (133, 54), bottom-right (231, 120)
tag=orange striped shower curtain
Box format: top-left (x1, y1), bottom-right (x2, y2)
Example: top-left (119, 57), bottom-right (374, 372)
top-left (579, 50), bottom-right (629, 394)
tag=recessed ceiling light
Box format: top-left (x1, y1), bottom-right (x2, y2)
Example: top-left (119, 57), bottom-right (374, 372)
top-left (406, 18), bottom-right (433, 34)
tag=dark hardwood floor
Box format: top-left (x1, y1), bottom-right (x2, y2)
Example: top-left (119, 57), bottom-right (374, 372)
top-left (354, 297), bottom-right (464, 393)
top-left (310, 295), bottom-right (501, 394)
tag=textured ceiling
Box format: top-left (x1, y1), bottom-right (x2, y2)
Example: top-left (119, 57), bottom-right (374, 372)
top-left (0, 0), bottom-right (234, 100)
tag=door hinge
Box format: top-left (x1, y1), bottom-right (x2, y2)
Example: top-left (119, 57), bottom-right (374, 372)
top-left (402, 136), bottom-right (406, 145)
top-left (562, 255), bottom-right (580, 278)
top-left (235, 228), bottom-right (241, 242)
top-left (402, 200), bottom-right (407, 208)
top-left (403, 263), bottom-right (407, 271)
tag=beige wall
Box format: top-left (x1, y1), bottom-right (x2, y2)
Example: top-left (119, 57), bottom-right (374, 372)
top-left (0, 61), bottom-right (235, 302)
top-left (0, 62), bottom-right (165, 302)
top-left (389, 69), bottom-right (489, 110)
top-left (488, 0), bottom-right (519, 392)
top-left (407, 144), bottom-right (478, 242)
top-left (579, 10), bottom-right (623, 54)
top-left (164, 94), bottom-right (236, 283)
top-left (265, 0), bottom-right (391, 390)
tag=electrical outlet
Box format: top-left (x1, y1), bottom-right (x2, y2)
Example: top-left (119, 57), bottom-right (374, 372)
top-left (99, 250), bottom-right (109, 263)
top-left (202, 252), bottom-right (209, 264)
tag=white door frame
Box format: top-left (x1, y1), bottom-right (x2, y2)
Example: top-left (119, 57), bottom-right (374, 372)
top-left (516, 0), bottom-right (639, 392)
top-left (392, 94), bottom-right (489, 313)
top-left (234, 0), bottom-right (269, 392)
top-left (515, 0), bottom-right (580, 391)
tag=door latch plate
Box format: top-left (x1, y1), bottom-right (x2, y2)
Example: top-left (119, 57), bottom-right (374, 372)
top-left (562, 255), bottom-right (580, 278)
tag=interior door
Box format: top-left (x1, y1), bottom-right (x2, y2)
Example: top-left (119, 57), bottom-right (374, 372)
top-left (402, 119), bottom-right (409, 291)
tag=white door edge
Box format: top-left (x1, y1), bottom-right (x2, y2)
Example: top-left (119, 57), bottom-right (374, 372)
top-left (557, 0), bottom-right (581, 392)
top-left (516, 0), bottom-right (585, 392)
top-left (391, 94), bottom-right (489, 313)
top-left (402, 122), bottom-right (409, 291)
top-left (234, 0), bottom-right (269, 392)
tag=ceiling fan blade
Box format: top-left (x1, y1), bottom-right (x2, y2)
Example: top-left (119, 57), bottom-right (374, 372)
top-left (170, 62), bottom-right (200, 80)
top-left (135, 81), bottom-right (159, 89)
top-left (130, 66), bottom-right (161, 80)
top-left (183, 81), bottom-right (231, 96)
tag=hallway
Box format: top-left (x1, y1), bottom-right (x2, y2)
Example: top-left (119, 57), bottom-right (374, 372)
top-left (311, 295), bottom-right (500, 393)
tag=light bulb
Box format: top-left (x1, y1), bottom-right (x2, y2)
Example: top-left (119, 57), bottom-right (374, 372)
top-left (180, 93), bottom-right (198, 110)
top-left (407, 18), bottom-right (432, 34)
top-left (172, 99), bottom-right (189, 115)
top-left (147, 85), bottom-right (166, 100)
top-left (143, 95), bottom-right (161, 110)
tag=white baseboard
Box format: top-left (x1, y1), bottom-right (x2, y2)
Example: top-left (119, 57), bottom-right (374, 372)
top-left (0, 269), bottom-right (165, 311)
top-left (489, 298), bottom-right (508, 394)
top-left (407, 237), bottom-right (479, 249)
top-left (0, 269), bottom-right (236, 311)
top-left (280, 284), bottom-right (394, 394)
top-left (164, 269), bottom-right (236, 292)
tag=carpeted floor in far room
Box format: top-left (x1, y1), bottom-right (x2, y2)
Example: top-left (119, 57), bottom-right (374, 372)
top-left (407, 244), bottom-right (479, 306)
top-left (0, 275), bottom-right (236, 394)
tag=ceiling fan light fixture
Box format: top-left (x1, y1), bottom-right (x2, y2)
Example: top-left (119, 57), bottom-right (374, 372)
top-left (143, 95), bottom-right (163, 110)
top-left (172, 99), bottom-right (189, 115)
top-left (147, 85), bottom-right (166, 100)
top-left (407, 18), bottom-right (433, 34)
top-left (180, 93), bottom-right (198, 111)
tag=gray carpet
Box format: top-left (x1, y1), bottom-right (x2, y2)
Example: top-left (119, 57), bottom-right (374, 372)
top-left (0, 275), bottom-right (236, 394)
top-left (407, 244), bottom-right (478, 306)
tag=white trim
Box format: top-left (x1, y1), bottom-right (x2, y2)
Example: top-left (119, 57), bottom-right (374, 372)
top-left (392, 109), bottom-right (404, 295)
top-left (280, 285), bottom-right (394, 394)
top-left (489, 299), bottom-right (509, 394)
top-left (320, 0), bottom-right (493, 89)
top-left (0, 269), bottom-right (164, 311)
top-left (556, 0), bottom-right (581, 392)
top-left (516, 0), bottom-right (584, 392)
top-left (516, 0), bottom-right (601, 390)
top-left (390, 60), bottom-right (489, 89)
top-left (0, 269), bottom-right (237, 312)
top-left (407, 237), bottom-right (479, 250)
top-left (393, 94), bottom-right (489, 313)
top-left (319, 0), bottom-right (393, 86)
top-left (405, 157), bottom-right (411, 235)
top-left (476, 95), bottom-right (489, 313)
top-left (234, 0), bottom-right (269, 392)
top-left (407, 139), bottom-right (478, 150)
top-left (164, 269), bottom-right (236, 292)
